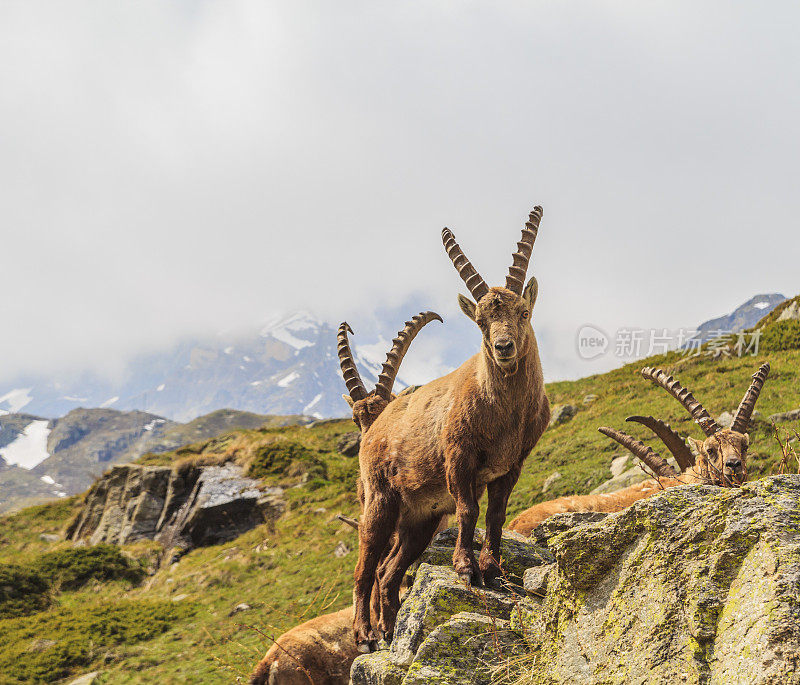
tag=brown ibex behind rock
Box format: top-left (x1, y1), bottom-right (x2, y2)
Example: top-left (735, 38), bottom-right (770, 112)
top-left (249, 313), bottom-right (441, 685)
top-left (337, 311), bottom-right (442, 433)
top-left (508, 362), bottom-right (769, 536)
top-left (353, 208), bottom-right (550, 651)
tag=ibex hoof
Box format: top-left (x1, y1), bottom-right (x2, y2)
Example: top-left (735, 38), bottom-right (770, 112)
top-left (356, 640), bottom-right (377, 654)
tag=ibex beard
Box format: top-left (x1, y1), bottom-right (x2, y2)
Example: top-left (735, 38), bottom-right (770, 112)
top-left (352, 208), bottom-right (550, 652)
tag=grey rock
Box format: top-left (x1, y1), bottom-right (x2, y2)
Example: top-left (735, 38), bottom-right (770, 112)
top-left (39, 533), bottom-right (60, 542)
top-left (542, 471), bottom-right (562, 493)
top-left (717, 410), bottom-right (735, 429)
top-left (582, 394), bottom-right (598, 405)
top-left (402, 612), bottom-right (523, 685)
top-left (416, 528), bottom-right (553, 585)
top-left (548, 404), bottom-right (577, 427)
top-left (350, 651), bottom-right (407, 685)
top-left (66, 673), bottom-right (100, 685)
top-left (609, 455), bottom-right (630, 478)
top-left (524, 476), bottom-right (800, 684)
top-left (769, 408), bottom-right (800, 424)
top-left (337, 431), bottom-right (361, 457)
top-left (778, 299), bottom-right (800, 322)
top-left (523, 563), bottom-right (554, 598)
top-left (65, 462), bottom-right (285, 552)
top-left (228, 603), bottom-right (252, 616)
top-left (389, 564), bottom-right (520, 667)
top-left (532, 512), bottom-right (609, 547)
top-left (334, 541), bottom-right (351, 558)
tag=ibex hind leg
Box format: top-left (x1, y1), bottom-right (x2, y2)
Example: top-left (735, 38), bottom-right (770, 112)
top-left (371, 533), bottom-right (400, 626)
top-left (353, 490), bottom-right (399, 652)
top-left (376, 515), bottom-right (442, 642)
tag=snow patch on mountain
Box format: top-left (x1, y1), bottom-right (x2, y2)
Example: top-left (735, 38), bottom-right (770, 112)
top-left (0, 388), bottom-right (33, 415)
top-left (0, 420), bottom-right (51, 469)
top-left (303, 393), bottom-right (323, 417)
top-left (277, 371), bottom-right (300, 388)
top-left (261, 311), bottom-right (319, 350)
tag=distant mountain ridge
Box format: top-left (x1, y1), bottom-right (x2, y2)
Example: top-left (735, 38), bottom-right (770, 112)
top-left (0, 309), bottom-right (464, 422)
top-left (693, 293), bottom-right (786, 343)
top-left (0, 407), bottom-right (309, 514)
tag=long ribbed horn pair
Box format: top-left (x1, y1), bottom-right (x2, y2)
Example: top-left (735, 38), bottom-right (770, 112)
top-left (337, 312), bottom-right (443, 403)
top-left (441, 206), bottom-right (543, 301)
top-left (641, 363), bottom-right (770, 436)
top-left (599, 362), bottom-right (771, 480)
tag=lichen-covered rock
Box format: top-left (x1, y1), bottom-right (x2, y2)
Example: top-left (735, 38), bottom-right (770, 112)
top-left (548, 404), bottom-right (577, 427)
top-left (389, 564), bottom-right (520, 667)
top-left (517, 476), bottom-right (800, 684)
top-left (523, 563), bottom-right (554, 598)
top-left (415, 528), bottom-right (553, 585)
top-left (402, 612), bottom-right (523, 684)
top-left (350, 651), bottom-right (407, 685)
top-left (531, 512), bottom-right (608, 547)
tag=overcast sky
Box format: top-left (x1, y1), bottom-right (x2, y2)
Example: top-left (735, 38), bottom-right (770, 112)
top-left (1, 1), bottom-right (798, 384)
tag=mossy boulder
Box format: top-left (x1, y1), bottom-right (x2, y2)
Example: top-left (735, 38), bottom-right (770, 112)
top-left (413, 527), bottom-right (553, 586)
top-left (403, 612), bottom-right (524, 684)
top-left (513, 475), bottom-right (800, 684)
top-left (388, 564), bottom-right (521, 667)
top-left (350, 651), bottom-right (407, 685)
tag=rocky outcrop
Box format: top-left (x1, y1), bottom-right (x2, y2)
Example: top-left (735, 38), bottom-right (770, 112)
top-left (351, 477), bottom-right (800, 684)
top-left (520, 475), bottom-right (800, 684)
top-left (548, 404), bottom-right (577, 427)
top-left (351, 529), bottom-right (554, 684)
top-left (65, 462), bottom-right (284, 551)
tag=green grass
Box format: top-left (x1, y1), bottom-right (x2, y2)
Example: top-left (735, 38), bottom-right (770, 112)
top-left (0, 349), bottom-right (798, 682)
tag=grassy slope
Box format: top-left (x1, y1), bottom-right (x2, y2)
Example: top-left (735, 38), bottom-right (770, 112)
top-left (0, 349), bottom-right (798, 683)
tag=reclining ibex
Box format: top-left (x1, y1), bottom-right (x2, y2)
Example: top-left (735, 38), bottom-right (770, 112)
top-left (353, 207), bottom-right (550, 651)
top-left (249, 312), bottom-right (441, 685)
top-left (508, 363), bottom-right (769, 536)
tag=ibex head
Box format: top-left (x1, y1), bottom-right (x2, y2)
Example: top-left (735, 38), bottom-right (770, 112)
top-left (337, 312), bottom-right (442, 432)
top-left (600, 363), bottom-right (769, 487)
top-left (442, 207), bottom-right (542, 376)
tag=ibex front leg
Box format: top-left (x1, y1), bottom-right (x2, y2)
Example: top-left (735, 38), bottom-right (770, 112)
top-left (480, 466), bottom-right (521, 587)
top-left (446, 455), bottom-right (482, 586)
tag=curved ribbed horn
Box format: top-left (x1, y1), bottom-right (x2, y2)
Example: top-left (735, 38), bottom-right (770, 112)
top-left (337, 322), bottom-right (368, 402)
top-left (441, 228), bottom-right (489, 302)
top-left (598, 427), bottom-right (678, 479)
top-left (640, 367), bottom-right (720, 437)
top-left (626, 416), bottom-right (695, 472)
top-left (375, 311), bottom-right (443, 401)
top-left (506, 206), bottom-right (543, 295)
top-left (731, 362), bottom-right (771, 434)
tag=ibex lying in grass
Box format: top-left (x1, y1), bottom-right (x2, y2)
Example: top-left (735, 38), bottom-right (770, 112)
top-left (353, 208), bottom-right (550, 651)
top-left (249, 313), bottom-right (441, 684)
top-left (508, 363), bottom-right (769, 536)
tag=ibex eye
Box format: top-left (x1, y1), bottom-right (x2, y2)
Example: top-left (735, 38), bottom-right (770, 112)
top-left (521, 311), bottom-right (529, 320)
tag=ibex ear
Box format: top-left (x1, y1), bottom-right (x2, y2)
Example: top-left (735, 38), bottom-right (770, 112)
top-left (458, 294), bottom-right (477, 321)
top-left (523, 276), bottom-right (539, 310)
top-left (687, 436), bottom-right (704, 455)
top-left (342, 394), bottom-right (354, 408)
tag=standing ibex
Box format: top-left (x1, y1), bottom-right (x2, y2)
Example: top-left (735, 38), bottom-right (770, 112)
top-left (248, 312), bottom-right (441, 685)
top-left (353, 208), bottom-right (550, 651)
top-left (508, 363), bottom-right (769, 536)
